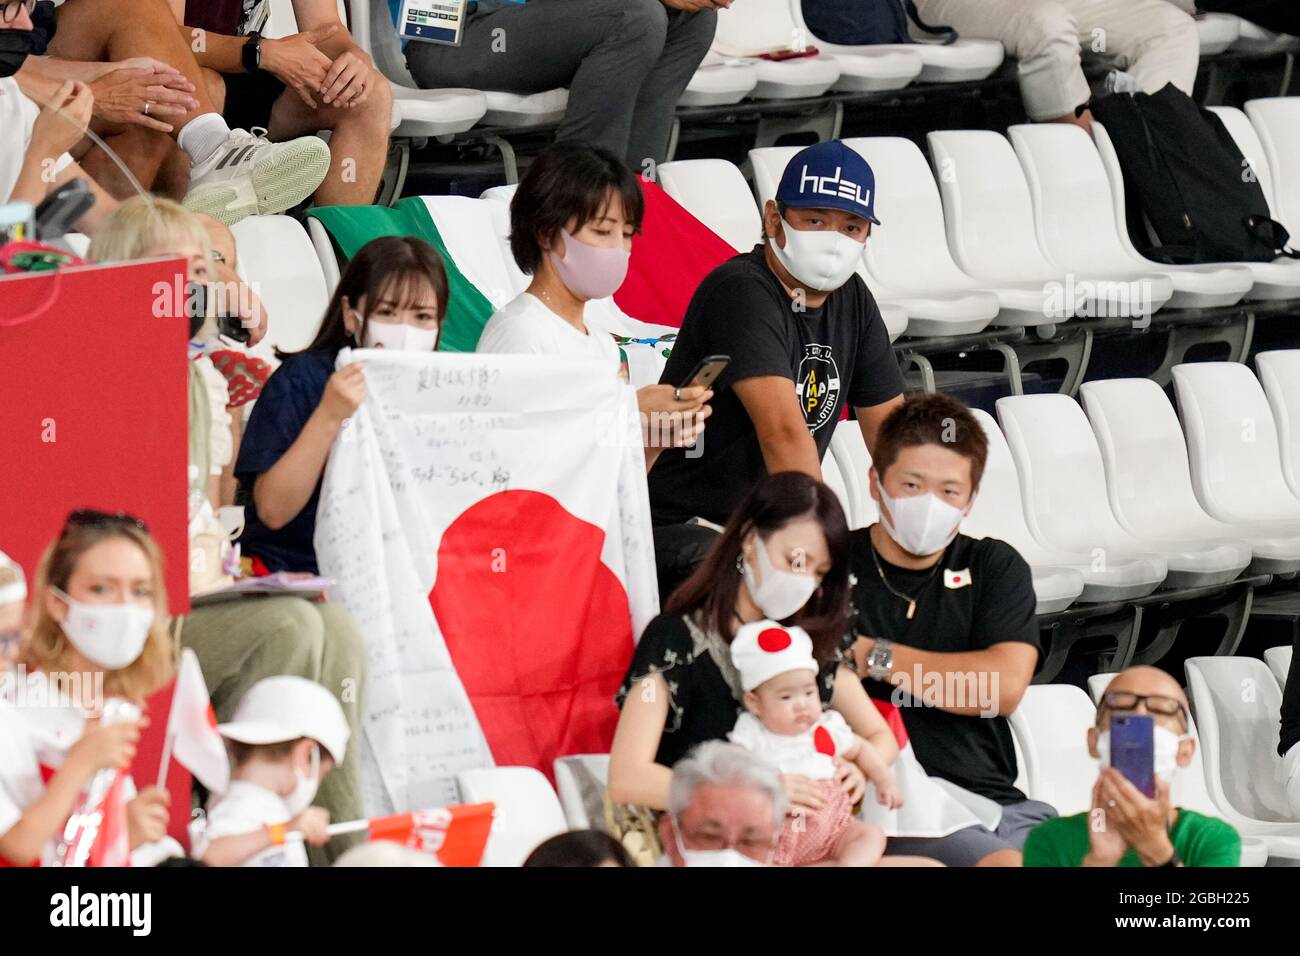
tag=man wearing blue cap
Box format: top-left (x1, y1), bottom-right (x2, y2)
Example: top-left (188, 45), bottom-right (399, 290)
top-left (648, 140), bottom-right (904, 600)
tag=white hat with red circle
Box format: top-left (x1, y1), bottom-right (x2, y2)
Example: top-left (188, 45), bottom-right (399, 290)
top-left (731, 620), bottom-right (818, 692)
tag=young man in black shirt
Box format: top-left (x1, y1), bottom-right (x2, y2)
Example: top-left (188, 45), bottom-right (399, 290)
top-left (849, 393), bottom-right (1054, 866)
top-left (649, 140), bottom-right (904, 598)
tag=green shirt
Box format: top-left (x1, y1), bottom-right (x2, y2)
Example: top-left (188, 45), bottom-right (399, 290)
top-left (1023, 809), bottom-right (1241, 867)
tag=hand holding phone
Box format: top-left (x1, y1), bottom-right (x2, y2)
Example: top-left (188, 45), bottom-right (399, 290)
top-left (1108, 714), bottom-right (1155, 798)
top-left (677, 354), bottom-right (730, 392)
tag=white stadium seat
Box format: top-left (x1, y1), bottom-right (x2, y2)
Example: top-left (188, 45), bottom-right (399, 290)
top-left (1265, 645), bottom-right (1293, 689)
top-left (845, 136), bottom-right (1068, 329)
top-left (1081, 377), bottom-right (1300, 575)
top-left (1185, 656), bottom-right (1300, 859)
top-left (657, 157), bottom-right (908, 340)
top-left (332, 0), bottom-right (488, 138)
top-left (821, 443), bottom-right (855, 523)
top-left (1244, 98), bottom-right (1300, 243)
top-left (1196, 12), bottom-right (1241, 54)
top-left (351, 0), bottom-right (564, 133)
top-left (965, 409), bottom-right (1164, 603)
top-left (1230, 18), bottom-right (1300, 55)
top-left (306, 218), bottom-right (343, 296)
top-left (997, 393), bottom-right (1249, 588)
top-left (680, 53), bottom-right (759, 106)
top-left (789, 0), bottom-right (1002, 84)
top-left (831, 416), bottom-right (1082, 612)
top-left (1205, 106), bottom-right (1300, 300)
top-left (1088, 671), bottom-right (1270, 866)
top-left (1172, 361), bottom-right (1300, 525)
top-left (1090, 122), bottom-right (1253, 309)
top-left (657, 159), bottom-right (763, 253)
top-left (785, 0), bottom-right (925, 92)
top-left (231, 215), bottom-right (330, 361)
top-left (455, 766), bottom-right (568, 867)
top-left (1256, 351), bottom-right (1300, 500)
top-left (1013, 123), bottom-right (1241, 312)
top-left (552, 754), bottom-right (610, 830)
top-left (751, 144), bottom-right (995, 337)
top-left (711, 0), bottom-right (841, 99)
top-left (1009, 684), bottom-right (1098, 815)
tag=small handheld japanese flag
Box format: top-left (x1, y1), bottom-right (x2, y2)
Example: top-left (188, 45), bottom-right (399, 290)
top-left (162, 649), bottom-right (230, 794)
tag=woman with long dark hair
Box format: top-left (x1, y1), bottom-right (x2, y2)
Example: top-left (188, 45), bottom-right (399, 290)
top-left (235, 236), bottom-right (450, 574)
top-left (607, 472), bottom-right (900, 819)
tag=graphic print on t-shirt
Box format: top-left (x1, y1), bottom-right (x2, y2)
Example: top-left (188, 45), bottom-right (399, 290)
top-left (796, 344), bottom-right (841, 433)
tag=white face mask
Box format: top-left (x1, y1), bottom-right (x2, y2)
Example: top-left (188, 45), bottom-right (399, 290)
top-left (357, 313), bottom-right (440, 352)
top-left (1096, 726), bottom-right (1187, 783)
top-left (877, 486), bottom-right (966, 557)
top-left (52, 586), bottom-right (154, 670)
top-left (768, 220), bottom-right (864, 293)
top-left (742, 534), bottom-right (819, 621)
top-left (671, 820), bottom-right (766, 868)
top-left (284, 743), bottom-right (321, 817)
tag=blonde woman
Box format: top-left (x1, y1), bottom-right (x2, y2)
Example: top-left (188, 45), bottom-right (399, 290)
top-left (0, 510), bottom-right (178, 866)
top-left (89, 198), bottom-right (368, 863)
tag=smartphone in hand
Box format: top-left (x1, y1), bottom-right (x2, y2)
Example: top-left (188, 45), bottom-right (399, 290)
top-left (1109, 713), bottom-right (1156, 798)
top-left (678, 354), bottom-right (730, 392)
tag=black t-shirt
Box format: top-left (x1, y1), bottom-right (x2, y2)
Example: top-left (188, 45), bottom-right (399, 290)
top-left (648, 246), bottom-right (903, 526)
top-left (616, 612), bottom-right (838, 771)
top-left (850, 531), bottom-right (1040, 804)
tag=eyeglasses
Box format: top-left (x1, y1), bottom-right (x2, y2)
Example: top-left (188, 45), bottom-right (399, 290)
top-left (1100, 691), bottom-right (1188, 726)
top-left (62, 509), bottom-right (150, 535)
top-left (675, 819), bottom-right (776, 861)
top-left (0, 0), bottom-right (37, 24)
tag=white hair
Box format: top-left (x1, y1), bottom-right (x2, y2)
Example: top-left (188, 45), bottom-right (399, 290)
top-left (668, 741), bottom-right (787, 829)
top-left (332, 843), bottom-right (442, 867)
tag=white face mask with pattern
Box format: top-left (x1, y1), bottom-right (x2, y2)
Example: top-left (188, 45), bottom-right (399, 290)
top-left (742, 534), bottom-right (819, 621)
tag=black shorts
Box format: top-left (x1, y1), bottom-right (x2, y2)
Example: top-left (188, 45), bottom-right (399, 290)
top-left (220, 70), bottom-right (288, 132)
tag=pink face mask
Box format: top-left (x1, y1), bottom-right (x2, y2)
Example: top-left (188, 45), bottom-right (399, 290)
top-left (548, 229), bottom-right (630, 301)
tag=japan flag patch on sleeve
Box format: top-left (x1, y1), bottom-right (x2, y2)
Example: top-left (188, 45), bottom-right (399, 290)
top-left (944, 568), bottom-right (972, 589)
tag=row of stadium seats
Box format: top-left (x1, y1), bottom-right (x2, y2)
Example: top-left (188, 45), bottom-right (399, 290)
top-left (465, 649), bottom-right (1299, 865)
top-left (269, 0), bottom-right (1300, 139)
top-left (821, 355), bottom-right (1300, 614)
top-left (657, 98), bottom-right (1300, 339)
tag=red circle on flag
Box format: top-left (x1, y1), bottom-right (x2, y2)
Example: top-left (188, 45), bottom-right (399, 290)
top-left (757, 627), bottom-right (791, 653)
top-left (813, 725), bottom-right (836, 756)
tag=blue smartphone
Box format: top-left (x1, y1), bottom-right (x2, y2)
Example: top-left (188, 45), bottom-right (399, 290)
top-left (1109, 713), bottom-right (1155, 798)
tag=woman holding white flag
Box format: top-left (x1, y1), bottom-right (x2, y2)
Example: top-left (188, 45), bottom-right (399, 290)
top-left (0, 510), bottom-right (180, 866)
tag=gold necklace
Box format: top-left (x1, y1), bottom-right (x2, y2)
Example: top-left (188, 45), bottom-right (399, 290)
top-left (869, 538), bottom-right (943, 621)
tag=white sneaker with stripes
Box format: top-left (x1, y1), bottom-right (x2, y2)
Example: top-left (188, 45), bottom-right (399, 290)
top-left (183, 127), bottom-right (331, 226)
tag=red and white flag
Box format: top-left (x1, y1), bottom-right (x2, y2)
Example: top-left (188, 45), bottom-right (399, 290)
top-left (365, 803), bottom-right (495, 866)
top-left (316, 351), bottom-right (657, 814)
top-left (161, 648), bottom-right (229, 794)
top-left (87, 772), bottom-right (132, 867)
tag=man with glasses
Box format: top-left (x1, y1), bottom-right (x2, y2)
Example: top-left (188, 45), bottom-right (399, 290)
top-left (1023, 665), bottom-right (1240, 867)
top-left (658, 741), bottom-right (784, 867)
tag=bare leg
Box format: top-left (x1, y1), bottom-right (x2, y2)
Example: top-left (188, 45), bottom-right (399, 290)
top-left (827, 820), bottom-right (887, 867)
top-left (266, 81), bottom-right (393, 206)
top-left (974, 848), bottom-right (1023, 867)
top-left (49, 0), bottom-right (219, 187)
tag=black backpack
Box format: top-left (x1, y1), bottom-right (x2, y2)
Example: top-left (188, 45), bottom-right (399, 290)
top-left (1092, 84), bottom-right (1299, 265)
top-left (801, 0), bottom-right (957, 47)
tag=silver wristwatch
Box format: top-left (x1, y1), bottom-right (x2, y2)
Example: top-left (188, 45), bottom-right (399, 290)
top-left (866, 638), bottom-right (895, 681)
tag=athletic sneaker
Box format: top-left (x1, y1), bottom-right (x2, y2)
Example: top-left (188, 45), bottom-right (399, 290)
top-left (183, 127), bottom-right (331, 226)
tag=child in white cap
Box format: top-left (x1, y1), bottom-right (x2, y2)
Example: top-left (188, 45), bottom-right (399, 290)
top-left (729, 620), bottom-right (900, 867)
top-left (0, 550), bottom-right (25, 668)
top-left (194, 676), bottom-right (349, 867)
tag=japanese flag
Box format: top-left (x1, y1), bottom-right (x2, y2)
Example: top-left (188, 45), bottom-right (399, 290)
top-left (164, 649), bottom-right (230, 794)
top-left (87, 772), bottom-right (132, 867)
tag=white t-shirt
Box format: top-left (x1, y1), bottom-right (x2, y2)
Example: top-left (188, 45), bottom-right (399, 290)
top-left (195, 780), bottom-right (309, 867)
top-left (476, 292), bottom-right (623, 369)
top-left (728, 709), bottom-right (857, 780)
top-left (0, 671), bottom-right (181, 865)
top-left (0, 77), bottom-right (73, 205)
